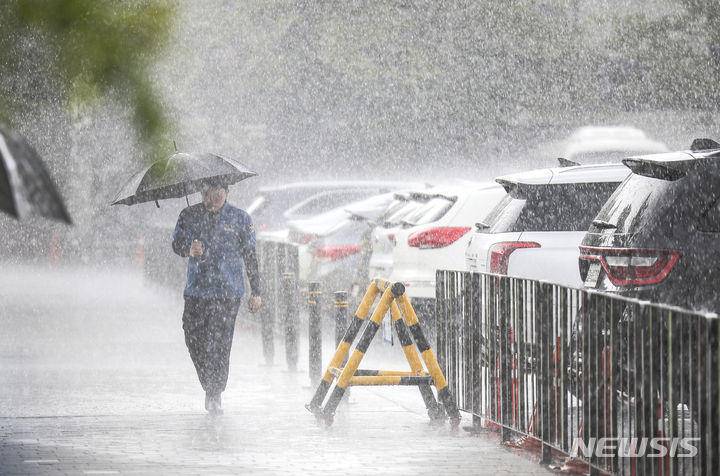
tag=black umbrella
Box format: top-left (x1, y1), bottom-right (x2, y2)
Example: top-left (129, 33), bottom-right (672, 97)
top-left (0, 127), bottom-right (72, 224)
top-left (111, 152), bottom-right (257, 206)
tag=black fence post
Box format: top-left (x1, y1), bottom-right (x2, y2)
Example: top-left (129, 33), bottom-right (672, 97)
top-left (461, 272), bottom-right (472, 414)
top-left (282, 272), bottom-right (298, 371)
top-left (640, 305), bottom-right (658, 476)
top-left (308, 281), bottom-right (322, 385)
top-left (488, 275), bottom-right (498, 425)
top-left (436, 270), bottom-right (447, 375)
top-left (589, 294), bottom-right (602, 476)
top-left (499, 277), bottom-right (513, 442)
top-left (707, 318), bottom-right (719, 475)
top-left (516, 279), bottom-right (526, 436)
top-left (539, 283), bottom-right (553, 465)
top-left (447, 271), bottom-right (457, 408)
top-left (470, 272), bottom-right (482, 428)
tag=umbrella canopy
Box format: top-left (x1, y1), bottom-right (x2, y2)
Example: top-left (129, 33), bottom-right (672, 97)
top-left (111, 152), bottom-right (257, 206)
top-left (0, 127), bottom-right (72, 224)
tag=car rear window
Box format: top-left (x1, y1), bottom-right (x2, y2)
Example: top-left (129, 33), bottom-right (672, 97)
top-left (287, 189), bottom-right (379, 217)
top-left (593, 174), bottom-right (674, 234)
top-left (247, 188), bottom-right (337, 224)
top-left (383, 200), bottom-right (422, 226)
top-left (485, 182), bottom-right (620, 233)
top-left (402, 196), bottom-right (455, 226)
top-left (380, 198), bottom-right (408, 220)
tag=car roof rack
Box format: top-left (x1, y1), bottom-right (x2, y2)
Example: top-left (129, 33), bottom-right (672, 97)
top-left (622, 158), bottom-right (687, 181)
top-left (557, 157), bottom-right (581, 167)
top-left (690, 138), bottom-right (720, 152)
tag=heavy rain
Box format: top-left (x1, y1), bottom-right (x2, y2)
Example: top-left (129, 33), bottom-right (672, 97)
top-left (1, 1), bottom-right (719, 475)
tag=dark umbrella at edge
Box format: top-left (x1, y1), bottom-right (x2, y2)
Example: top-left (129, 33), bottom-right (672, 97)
top-left (0, 127), bottom-right (72, 224)
top-left (111, 152), bottom-right (257, 206)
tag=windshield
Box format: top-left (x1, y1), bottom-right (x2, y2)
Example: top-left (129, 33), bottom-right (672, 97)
top-left (482, 194), bottom-right (524, 232)
top-left (287, 189), bottom-right (377, 217)
top-left (345, 193), bottom-right (396, 220)
top-left (593, 174), bottom-right (672, 234)
top-left (484, 182), bottom-right (620, 233)
top-left (383, 200), bottom-right (423, 226)
top-left (402, 196), bottom-right (455, 226)
top-left (246, 188), bottom-right (339, 227)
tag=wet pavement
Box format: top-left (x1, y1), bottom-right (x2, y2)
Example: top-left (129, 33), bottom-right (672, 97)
top-left (0, 265), bottom-right (553, 475)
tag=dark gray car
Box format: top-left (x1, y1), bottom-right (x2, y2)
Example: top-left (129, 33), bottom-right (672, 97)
top-left (579, 139), bottom-right (720, 312)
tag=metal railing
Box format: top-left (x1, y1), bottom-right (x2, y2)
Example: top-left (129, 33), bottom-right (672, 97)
top-left (436, 270), bottom-right (719, 476)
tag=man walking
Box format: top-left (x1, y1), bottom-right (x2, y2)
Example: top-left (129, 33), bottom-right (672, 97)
top-left (172, 180), bottom-right (261, 414)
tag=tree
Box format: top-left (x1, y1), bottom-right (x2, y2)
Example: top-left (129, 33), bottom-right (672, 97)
top-left (606, 3), bottom-right (720, 110)
top-left (0, 0), bottom-right (175, 164)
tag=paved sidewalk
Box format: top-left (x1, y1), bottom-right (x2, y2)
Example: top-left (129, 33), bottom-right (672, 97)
top-left (0, 265), bottom-right (554, 475)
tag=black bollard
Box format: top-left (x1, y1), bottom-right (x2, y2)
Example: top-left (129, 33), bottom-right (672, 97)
top-left (308, 282), bottom-right (322, 384)
top-left (334, 291), bottom-right (349, 348)
top-left (334, 291), bottom-right (349, 370)
top-left (258, 240), bottom-right (275, 366)
top-left (282, 272), bottom-right (299, 371)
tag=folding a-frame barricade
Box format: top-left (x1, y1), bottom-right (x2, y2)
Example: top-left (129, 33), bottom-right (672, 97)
top-left (305, 279), bottom-right (461, 426)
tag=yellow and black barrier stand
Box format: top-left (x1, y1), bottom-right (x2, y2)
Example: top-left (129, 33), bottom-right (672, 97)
top-left (396, 292), bottom-right (461, 424)
top-left (389, 300), bottom-right (444, 421)
top-left (306, 279), bottom-right (460, 427)
top-left (319, 283), bottom-right (397, 424)
top-left (305, 280), bottom-right (381, 413)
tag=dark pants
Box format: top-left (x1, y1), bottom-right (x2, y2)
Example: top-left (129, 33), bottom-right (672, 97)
top-left (182, 296), bottom-right (241, 395)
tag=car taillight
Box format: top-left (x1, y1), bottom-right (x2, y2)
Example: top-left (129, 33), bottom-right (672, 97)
top-left (407, 227), bottom-right (470, 249)
top-left (489, 242), bottom-right (541, 274)
top-left (313, 245), bottom-right (362, 262)
top-left (388, 233), bottom-right (396, 245)
top-left (579, 246), bottom-right (680, 286)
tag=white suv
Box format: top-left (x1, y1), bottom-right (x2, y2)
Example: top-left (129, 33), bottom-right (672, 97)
top-left (388, 182), bottom-right (506, 299)
top-left (465, 163), bottom-right (630, 286)
top-left (367, 192), bottom-right (428, 282)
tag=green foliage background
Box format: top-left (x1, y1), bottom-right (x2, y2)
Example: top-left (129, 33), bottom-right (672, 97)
top-left (0, 0), bottom-right (718, 262)
top-left (0, 0), bottom-right (174, 163)
top-left (1, 0), bottom-right (719, 211)
top-left (162, 0), bottom-right (720, 178)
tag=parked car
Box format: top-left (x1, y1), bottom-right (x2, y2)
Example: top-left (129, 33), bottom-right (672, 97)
top-left (366, 192), bottom-right (427, 281)
top-left (579, 139), bottom-right (720, 312)
top-left (246, 181), bottom-right (411, 233)
top-left (388, 182), bottom-right (507, 334)
top-left (287, 192), bottom-right (405, 293)
top-left (556, 125), bottom-right (669, 165)
top-left (465, 162), bottom-right (631, 287)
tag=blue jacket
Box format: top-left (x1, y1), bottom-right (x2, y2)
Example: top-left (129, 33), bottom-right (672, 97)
top-left (172, 202), bottom-right (260, 298)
